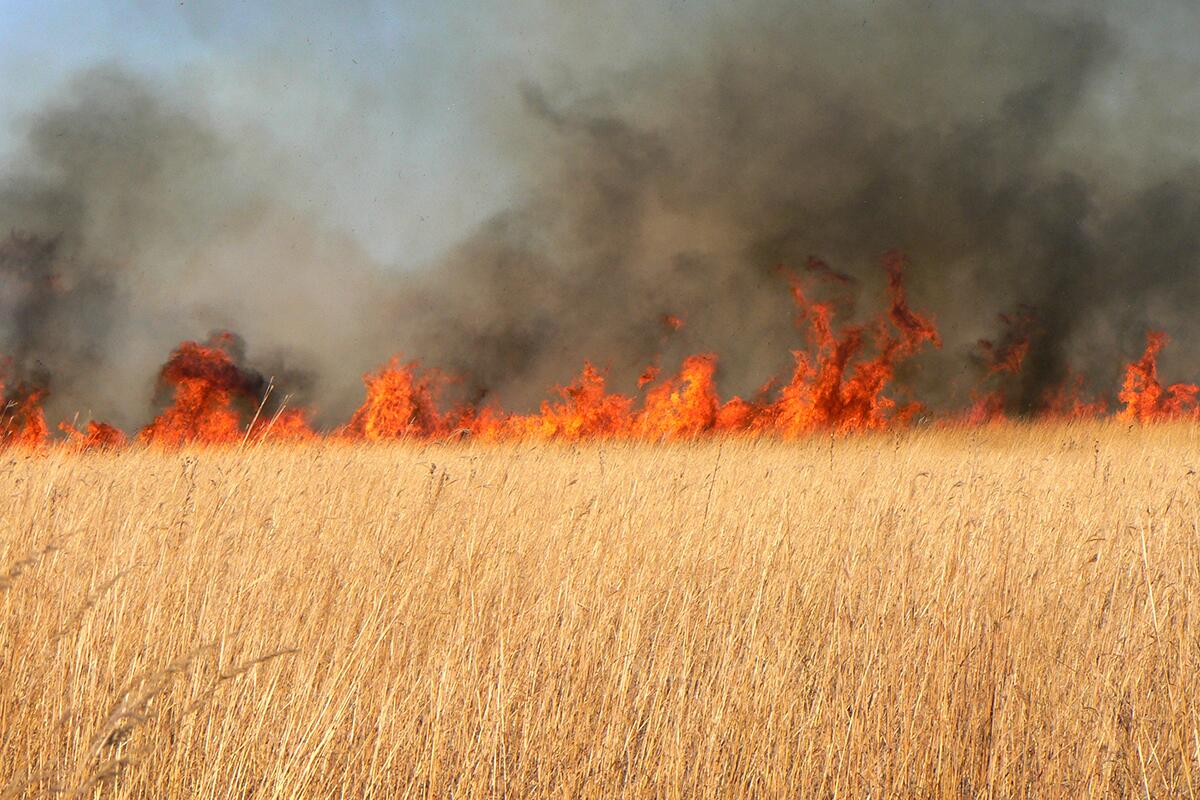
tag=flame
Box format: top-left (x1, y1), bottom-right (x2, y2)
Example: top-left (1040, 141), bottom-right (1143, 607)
top-left (249, 408), bottom-right (316, 443)
top-left (1, 382), bottom-right (48, 448)
top-left (637, 365), bottom-right (661, 390)
top-left (462, 252), bottom-right (937, 440)
top-left (965, 311), bottom-right (1035, 424)
top-left (978, 312), bottom-right (1034, 378)
top-left (10, 253), bottom-right (1200, 447)
top-left (495, 362), bottom-right (634, 441)
top-left (636, 313), bottom-right (687, 390)
top-left (1042, 373), bottom-right (1107, 421)
top-left (341, 358), bottom-right (449, 440)
top-left (636, 354), bottom-right (722, 438)
top-left (60, 420), bottom-right (127, 450)
top-left (139, 336), bottom-right (249, 445)
top-left (140, 332), bottom-right (312, 445)
top-left (1118, 332), bottom-right (1199, 422)
top-left (757, 251), bottom-right (939, 434)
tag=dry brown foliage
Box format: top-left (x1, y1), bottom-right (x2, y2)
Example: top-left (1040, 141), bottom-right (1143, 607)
top-left (2, 423), bottom-right (1199, 796)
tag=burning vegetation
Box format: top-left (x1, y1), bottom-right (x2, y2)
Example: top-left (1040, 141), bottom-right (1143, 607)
top-left (0, 381), bottom-right (48, 448)
top-left (0, 250), bottom-right (1193, 450)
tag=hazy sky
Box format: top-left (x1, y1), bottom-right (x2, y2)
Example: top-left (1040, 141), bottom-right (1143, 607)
top-left (0, 0), bottom-right (715, 266)
top-left (3, 1), bottom-right (1197, 268)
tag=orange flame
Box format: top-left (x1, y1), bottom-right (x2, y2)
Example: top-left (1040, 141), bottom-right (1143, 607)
top-left (249, 408), bottom-right (316, 443)
top-left (759, 251), bottom-right (939, 434)
top-left (1118, 332), bottom-right (1200, 422)
top-left (139, 337), bottom-right (248, 445)
top-left (341, 358), bottom-right (449, 440)
top-left (636, 354), bottom-right (722, 438)
top-left (1, 382), bottom-right (48, 448)
top-left (60, 420), bottom-right (127, 450)
top-left (636, 364), bottom-right (661, 390)
top-left (140, 332), bottom-right (313, 445)
top-left (12, 253), bottom-right (1200, 447)
top-left (496, 362), bottom-right (634, 441)
top-left (662, 314), bottom-right (685, 332)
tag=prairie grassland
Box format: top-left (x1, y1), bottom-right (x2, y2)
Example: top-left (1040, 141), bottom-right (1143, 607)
top-left (1, 423), bottom-right (1200, 797)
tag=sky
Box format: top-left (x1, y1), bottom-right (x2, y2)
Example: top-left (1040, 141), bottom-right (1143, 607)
top-left (3, 0), bottom-right (1198, 268)
top-left (0, 0), bottom-right (713, 266)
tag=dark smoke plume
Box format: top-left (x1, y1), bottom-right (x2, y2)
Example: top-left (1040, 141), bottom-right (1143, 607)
top-left (3, 1), bottom-right (1200, 427)
top-left (394, 1), bottom-right (1200, 415)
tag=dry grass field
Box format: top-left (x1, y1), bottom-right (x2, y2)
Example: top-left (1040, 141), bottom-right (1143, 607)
top-left (2, 423), bottom-right (1200, 797)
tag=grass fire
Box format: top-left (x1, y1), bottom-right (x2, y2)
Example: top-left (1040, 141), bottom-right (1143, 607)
top-left (2, 251), bottom-right (1198, 450)
top-left (4, 0), bottom-right (1200, 797)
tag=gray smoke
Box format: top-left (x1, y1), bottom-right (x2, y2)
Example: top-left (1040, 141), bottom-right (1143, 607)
top-left (403, 1), bottom-right (1200, 414)
top-left (0, 66), bottom-right (395, 429)
top-left (3, 1), bottom-right (1200, 429)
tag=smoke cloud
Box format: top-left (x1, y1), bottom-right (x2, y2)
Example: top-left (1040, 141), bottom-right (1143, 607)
top-left (2, 1), bottom-right (1200, 428)
top-left (0, 66), bottom-right (394, 428)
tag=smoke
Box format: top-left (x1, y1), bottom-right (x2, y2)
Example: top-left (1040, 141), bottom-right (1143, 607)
top-left (3, 1), bottom-right (1200, 427)
top-left (0, 66), bottom-right (393, 428)
top-left (397, 0), bottom-right (1200, 414)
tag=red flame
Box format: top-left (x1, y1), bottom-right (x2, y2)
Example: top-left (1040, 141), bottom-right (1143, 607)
top-left (965, 311), bottom-right (1035, 424)
top-left (1042, 372), bottom-right (1107, 420)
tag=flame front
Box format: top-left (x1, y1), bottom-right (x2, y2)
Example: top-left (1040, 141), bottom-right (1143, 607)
top-left (1118, 332), bottom-right (1200, 422)
top-left (60, 421), bottom-right (127, 450)
top-left (340, 358), bottom-right (451, 440)
top-left (1, 382), bottom-right (48, 448)
top-left (2, 252), bottom-right (1197, 450)
top-left (138, 333), bottom-right (314, 446)
top-left (342, 252), bottom-right (943, 441)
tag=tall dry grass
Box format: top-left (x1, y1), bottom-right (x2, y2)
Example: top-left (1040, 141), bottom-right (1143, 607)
top-left (1, 423), bottom-right (1199, 797)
